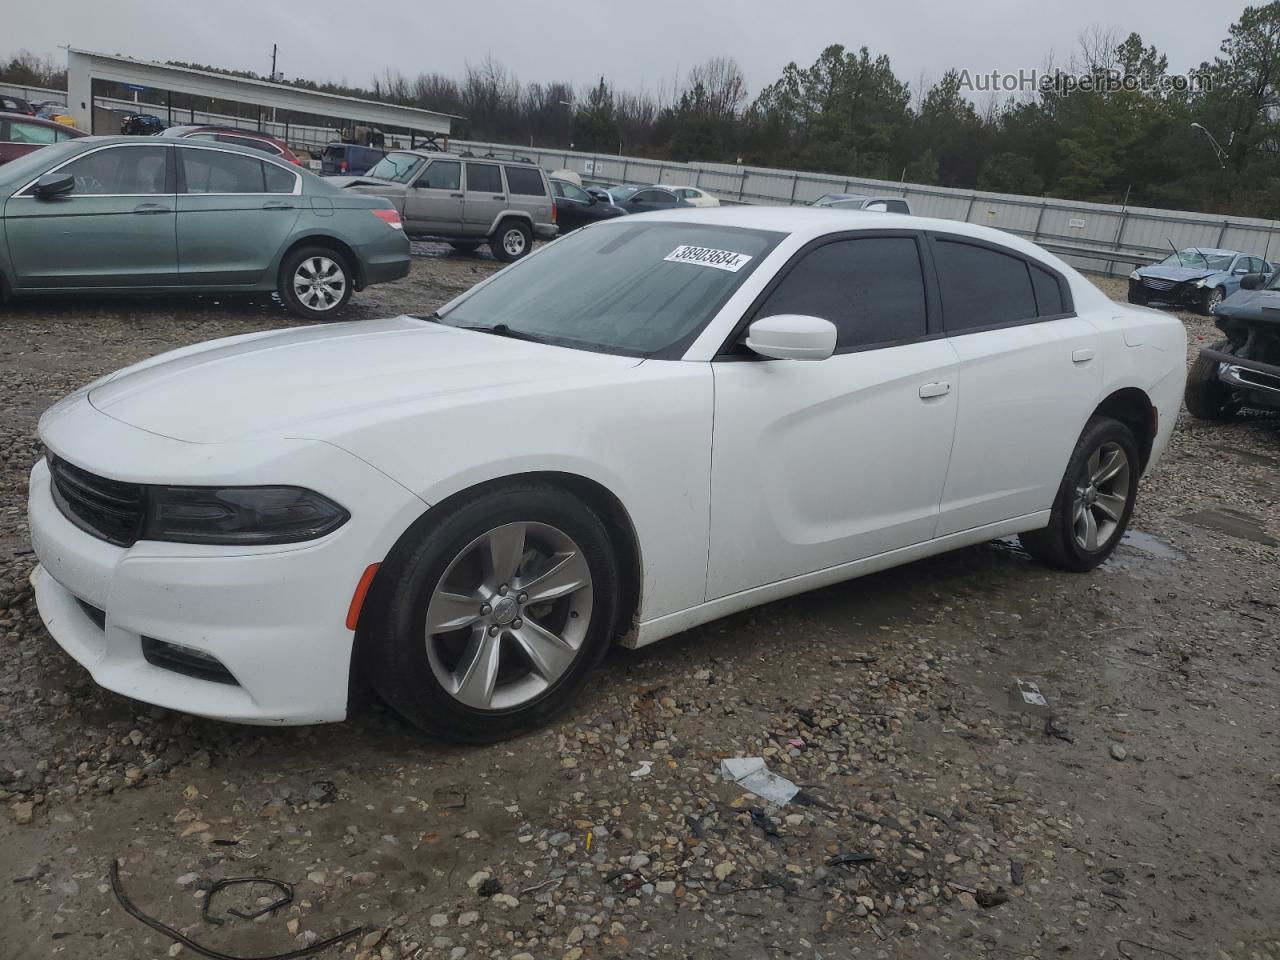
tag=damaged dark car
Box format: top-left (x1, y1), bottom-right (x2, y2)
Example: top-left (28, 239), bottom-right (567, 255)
top-left (1128, 248), bottom-right (1273, 314)
top-left (1186, 271), bottom-right (1280, 419)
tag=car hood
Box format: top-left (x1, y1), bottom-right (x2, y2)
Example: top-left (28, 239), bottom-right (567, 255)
top-left (87, 316), bottom-right (642, 444)
top-left (1138, 265), bottom-right (1216, 282)
top-left (328, 175), bottom-right (400, 190)
top-left (1216, 287), bottom-right (1280, 322)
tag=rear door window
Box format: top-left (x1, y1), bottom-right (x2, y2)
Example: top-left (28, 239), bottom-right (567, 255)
top-left (883, 199), bottom-right (910, 214)
top-left (263, 162), bottom-right (298, 194)
top-left (181, 148), bottom-right (267, 193)
top-left (8, 121), bottom-right (60, 144)
top-left (504, 165), bottom-right (546, 196)
top-left (755, 236), bottom-right (928, 350)
top-left (932, 237), bottom-right (1039, 332)
top-left (465, 162), bottom-right (503, 194)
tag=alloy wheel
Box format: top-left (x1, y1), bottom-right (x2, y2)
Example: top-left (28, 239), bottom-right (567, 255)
top-left (424, 521), bottom-right (592, 711)
top-left (1071, 441), bottom-right (1131, 551)
top-left (292, 256), bottom-right (346, 311)
top-left (502, 228), bottom-right (527, 258)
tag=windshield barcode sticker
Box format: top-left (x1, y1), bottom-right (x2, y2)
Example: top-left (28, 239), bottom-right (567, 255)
top-left (664, 245), bottom-right (753, 272)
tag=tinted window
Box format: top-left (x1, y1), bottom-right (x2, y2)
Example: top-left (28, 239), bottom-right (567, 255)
top-left (57, 146), bottom-right (169, 195)
top-left (182, 148), bottom-right (266, 193)
top-left (632, 190), bottom-right (669, 203)
top-left (933, 238), bottom-right (1037, 332)
top-left (1030, 264), bottom-right (1065, 316)
top-left (465, 163), bottom-right (502, 193)
top-left (263, 162), bottom-right (298, 194)
top-left (884, 199), bottom-right (910, 214)
top-left (322, 145), bottom-right (345, 160)
top-left (757, 237), bottom-right (928, 350)
top-left (418, 160), bottom-right (460, 190)
top-left (505, 165), bottom-right (546, 196)
top-left (8, 121), bottom-right (59, 145)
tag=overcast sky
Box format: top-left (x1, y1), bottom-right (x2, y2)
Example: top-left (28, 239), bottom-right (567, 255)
top-left (8, 0), bottom-right (1250, 104)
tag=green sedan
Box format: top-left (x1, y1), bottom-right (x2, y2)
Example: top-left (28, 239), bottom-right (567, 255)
top-left (0, 136), bottom-right (410, 318)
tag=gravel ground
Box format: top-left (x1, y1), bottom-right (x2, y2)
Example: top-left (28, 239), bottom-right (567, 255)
top-left (1, 261), bottom-right (1278, 960)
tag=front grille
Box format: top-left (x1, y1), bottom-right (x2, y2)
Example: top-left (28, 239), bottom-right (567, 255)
top-left (48, 455), bottom-right (144, 547)
top-left (1236, 366), bottom-right (1280, 394)
top-left (1141, 277), bottom-right (1177, 292)
top-left (141, 637), bottom-right (239, 685)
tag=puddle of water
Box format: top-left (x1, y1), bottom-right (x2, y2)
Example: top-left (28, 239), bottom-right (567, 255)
top-left (1120, 530), bottom-right (1185, 560)
top-left (1178, 507), bottom-right (1278, 547)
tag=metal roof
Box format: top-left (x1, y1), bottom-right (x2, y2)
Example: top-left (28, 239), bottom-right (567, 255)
top-left (66, 49), bottom-right (460, 136)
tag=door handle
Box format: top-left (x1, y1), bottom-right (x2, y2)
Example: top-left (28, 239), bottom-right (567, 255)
top-left (492, 195), bottom-right (506, 200)
top-left (450, 192), bottom-right (463, 198)
top-left (919, 381), bottom-right (951, 399)
top-left (132, 203), bottom-right (169, 215)
top-left (262, 202), bottom-right (295, 211)
top-left (1072, 348), bottom-right (1096, 363)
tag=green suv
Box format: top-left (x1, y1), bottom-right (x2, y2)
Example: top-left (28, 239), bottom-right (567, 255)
top-left (0, 137), bottom-right (410, 318)
top-left (335, 150), bottom-right (558, 261)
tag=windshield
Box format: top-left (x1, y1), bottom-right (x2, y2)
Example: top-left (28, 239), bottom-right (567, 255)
top-left (1160, 249), bottom-right (1234, 270)
top-left (365, 151), bottom-right (424, 183)
top-left (438, 222), bottom-right (784, 357)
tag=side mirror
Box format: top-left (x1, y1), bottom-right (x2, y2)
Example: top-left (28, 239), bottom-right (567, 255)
top-left (744, 314), bottom-right (837, 361)
top-left (1241, 272), bottom-right (1266, 290)
top-left (33, 171), bottom-right (74, 199)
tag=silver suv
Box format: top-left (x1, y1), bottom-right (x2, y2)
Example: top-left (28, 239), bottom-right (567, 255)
top-left (337, 150), bottom-right (557, 261)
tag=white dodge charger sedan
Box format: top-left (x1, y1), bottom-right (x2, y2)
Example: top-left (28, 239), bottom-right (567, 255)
top-left (28, 208), bottom-right (1186, 741)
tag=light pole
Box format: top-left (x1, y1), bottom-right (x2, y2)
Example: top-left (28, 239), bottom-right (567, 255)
top-left (1190, 122), bottom-right (1228, 168)
top-left (559, 99), bottom-right (573, 150)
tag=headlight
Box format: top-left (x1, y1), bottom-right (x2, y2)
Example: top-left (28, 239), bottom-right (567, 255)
top-left (1128, 270), bottom-right (1140, 281)
top-left (1194, 278), bottom-right (1208, 288)
top-left (142, 486), bottom-right (349, 545)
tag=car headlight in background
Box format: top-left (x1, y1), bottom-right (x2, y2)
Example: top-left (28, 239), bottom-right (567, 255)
top-left (143, 486), bottom-right (349, 545)
top-left (1194, 278), bottom-right (1209, 288)
top-left (1129, 270), bottom-right (1141, 281)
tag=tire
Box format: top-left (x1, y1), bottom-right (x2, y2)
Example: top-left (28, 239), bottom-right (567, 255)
top-left (490, 219), bottom-right (532, 263)
top-left (278, 245), bottom-right (353, 319)
top-left (1199, 285), bottom-right (1225, 315)
top-left (1018, 416), bottom-right (1140, 572)
top-left (448, 241), bottom-right (480, 254)
top-left (365, 484), bottom-right (620, 742)
top-left (1184, 340), bottom-right (1239, 420)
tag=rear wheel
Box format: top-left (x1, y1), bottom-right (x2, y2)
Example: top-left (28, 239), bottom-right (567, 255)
top-left (365, 485), bottom-right (620, 742)
top-left (491, 219), bottom-right (532, 263)
top-left (278, 246), bottom-right (352, 319)
top-left (1019, 416), bottom-right (1140, 572)
top-left (1184, 340), bottom-right (1239, 420)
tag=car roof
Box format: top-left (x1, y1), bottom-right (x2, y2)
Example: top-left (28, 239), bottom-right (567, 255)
top-left (164, 125), bottom-right (283, 141)
top-left (380, 147), bottom-right (542, 166)
top-left (607, 204), bottom-right (1072, 254)
top-left (48, 135), bottom-right (297, 162)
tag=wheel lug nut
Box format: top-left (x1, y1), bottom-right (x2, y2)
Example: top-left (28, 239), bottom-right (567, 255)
top-left (488, 625), bottom-right (499, 636)
top-left (480, 603), bottom-right (492, 616)
top-left (498, 584), bottom-right (508, 595)
top-left (512, 618), bottom-right (523, 629)
top-left (517, 592), bottom-right (528, 603)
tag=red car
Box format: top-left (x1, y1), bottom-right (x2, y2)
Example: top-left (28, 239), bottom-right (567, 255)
top-left (161, 125), bottom-right (303, 165)
top-left (0, 111), bottom-right (87, 165)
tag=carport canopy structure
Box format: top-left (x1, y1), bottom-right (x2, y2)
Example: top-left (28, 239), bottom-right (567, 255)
top-left (67, 48), bottom-right (458, 141)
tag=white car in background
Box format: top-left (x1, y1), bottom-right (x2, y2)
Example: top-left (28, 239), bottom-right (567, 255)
top-left (28, 208), bottom-right (1185, 742)
top-left (659, 184), bottom-right (720, 206)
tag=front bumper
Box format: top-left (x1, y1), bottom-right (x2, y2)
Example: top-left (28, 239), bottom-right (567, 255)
top-left (1130, 277), bottom-right (1202, 304)
top-left (27, 431), bottom-right (424, 724)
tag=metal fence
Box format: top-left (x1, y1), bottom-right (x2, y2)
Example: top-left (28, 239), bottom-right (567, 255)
top-left (451, 138), bottom-right (1280, 278)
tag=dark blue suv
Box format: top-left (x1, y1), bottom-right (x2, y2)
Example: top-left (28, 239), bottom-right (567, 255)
top-left (321, 143), bottom-right (386, 176)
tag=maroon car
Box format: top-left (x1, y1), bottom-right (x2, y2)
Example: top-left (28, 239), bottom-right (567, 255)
top-left (160, 125), bottom-right (303, 165)
top-left (0, 111), bottom-right (86, 165)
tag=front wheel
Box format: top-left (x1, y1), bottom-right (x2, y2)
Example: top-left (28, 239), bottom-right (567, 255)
top-left (365, 485), bottom-right (620, 741)
top-left (1199, 285), bottom-right (1225, 315)
top-left (278, 246), bottom-right (353, 319)
top-left (490, 220), bottom-right (532, 263)
top-left (1019, 416), bottom-right (1140, 572)
top-left (1184, 341), bottom-right (1239, 420)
